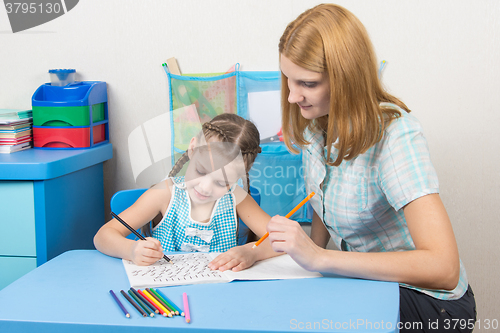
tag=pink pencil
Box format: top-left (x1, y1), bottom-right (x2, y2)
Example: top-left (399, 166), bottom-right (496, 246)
top-left (182, 292), bottom-right (191, 323)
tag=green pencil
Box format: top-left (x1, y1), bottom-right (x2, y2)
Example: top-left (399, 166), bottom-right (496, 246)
top-left (147, 288), bottom-right (177, 315)
top-left (155, 288), bottom-right (184, 316)
top-left (128, 289), bottom-right (154, 317)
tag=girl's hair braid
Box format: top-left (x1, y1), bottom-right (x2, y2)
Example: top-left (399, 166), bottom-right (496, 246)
top-left (168, 151), bottom-right (189, 177)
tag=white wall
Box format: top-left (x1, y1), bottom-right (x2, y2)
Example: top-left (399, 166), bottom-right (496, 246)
top-left (1, 0), bottom-right (498, 327)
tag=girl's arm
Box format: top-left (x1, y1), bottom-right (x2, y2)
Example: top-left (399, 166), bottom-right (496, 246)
top-left (93, 181), bottom-right (172, 266)
top-left (209, 187), bottom-right (281, 272)
top-left (267, 193), bottom-right (460, 290)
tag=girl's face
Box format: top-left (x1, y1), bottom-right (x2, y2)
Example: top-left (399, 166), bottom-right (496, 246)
top-left (280, 54), bottom-right (331, 120)
top-left (184, 138), bottom-right (243, 206)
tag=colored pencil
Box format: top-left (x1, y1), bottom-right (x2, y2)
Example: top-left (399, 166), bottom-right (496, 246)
top-left (253, 192), bottom-right (315, 248)
top-left (155, 289), bottom-right (184, 316)
top-left (131, 287), bottom-right (159, 314)
top-left (109, 290), bottom-right (130, 318)
top-left (141, 289), bottom-right (172, 317)
top-left (128, 289), bottom-right (154, 317)
top-left (121, 290), bottom-right (147, 317)
top-left (144, 289), bottom-right (172, 317)
top-left (137, 289), bottom-right (166, 316)
top-left (147, 288), bottom-right (177, 315)
top-left (183, 292), bottom-right (191, 323)
top-left (110, 211), bottom-right (172, 263)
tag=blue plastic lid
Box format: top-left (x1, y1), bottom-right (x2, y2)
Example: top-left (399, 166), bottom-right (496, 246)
top-left (49, 69), bottom-right (76, 82)
top-left (49, 69), bottom-right (76, 74)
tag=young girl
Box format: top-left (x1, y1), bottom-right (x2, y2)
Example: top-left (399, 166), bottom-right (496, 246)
top-left (94, 113), bottom-right (278, 271)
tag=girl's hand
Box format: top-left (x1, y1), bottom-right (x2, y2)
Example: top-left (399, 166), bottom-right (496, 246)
top-left (267, 215), bottom-right (324, 271)
top-left (130, 237), bottom-right (164, 266)
top-left (208, 244), bottom-right (258, 272)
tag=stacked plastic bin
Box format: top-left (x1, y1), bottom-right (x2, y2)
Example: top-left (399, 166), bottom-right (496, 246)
top-left (32, 81), bottom-right (109, 148)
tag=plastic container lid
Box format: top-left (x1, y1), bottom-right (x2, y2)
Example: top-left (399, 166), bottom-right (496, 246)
top-left (49, 69), bottom-right (76, 86)
top-left (49, 69), bottom-right (75, 80)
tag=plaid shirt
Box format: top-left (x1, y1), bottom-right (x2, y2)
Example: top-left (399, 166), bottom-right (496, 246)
top-left (153, 177), bottom-right (238, 253)
top-left (303, 104), bottom-right (468, 300)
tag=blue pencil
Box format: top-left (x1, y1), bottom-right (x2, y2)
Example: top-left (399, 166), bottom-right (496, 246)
top-left (109, 290), bottom-right (130, 318)
top-left (155, 288), bottom-right (184, 316)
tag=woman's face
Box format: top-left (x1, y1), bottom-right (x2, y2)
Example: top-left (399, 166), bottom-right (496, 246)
top-left (280, 54), bottom-right (331, 120)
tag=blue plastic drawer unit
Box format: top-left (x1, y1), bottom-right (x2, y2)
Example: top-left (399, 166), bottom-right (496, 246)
top-left (0, 143), bottom-right (112, 289)
top-left (32, 81), bottom-right (109, 148)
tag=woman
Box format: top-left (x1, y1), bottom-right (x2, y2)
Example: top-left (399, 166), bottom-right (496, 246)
top-left (267, 4), bottom-right (476, 332)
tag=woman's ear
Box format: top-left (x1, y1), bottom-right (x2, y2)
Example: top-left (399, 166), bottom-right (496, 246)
top-left (187, 137), bottom-right (197, 159)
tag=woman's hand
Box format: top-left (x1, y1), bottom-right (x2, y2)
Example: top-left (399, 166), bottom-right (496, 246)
top-left (130, 237), bottom-right (165, 266)
top-left (208, 243), bottom-right (258, 272)
top-left (267, 215), bottom-right (324, 271)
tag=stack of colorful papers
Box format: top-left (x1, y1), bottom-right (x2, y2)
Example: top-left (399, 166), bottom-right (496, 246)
top-left (0, 109), bottom-right (33, 153)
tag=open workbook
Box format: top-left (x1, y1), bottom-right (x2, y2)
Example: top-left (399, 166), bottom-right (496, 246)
top-left (122, 252), bottom-right (322, 288)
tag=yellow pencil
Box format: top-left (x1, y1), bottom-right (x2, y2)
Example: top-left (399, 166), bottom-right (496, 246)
top-left (143, 289), bottom-right (172, 317)
top-left (252, 192), bottom-right (315, 248)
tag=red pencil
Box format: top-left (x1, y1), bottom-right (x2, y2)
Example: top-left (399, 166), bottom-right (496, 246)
top-left (137, 289), bottom-right (167, 317)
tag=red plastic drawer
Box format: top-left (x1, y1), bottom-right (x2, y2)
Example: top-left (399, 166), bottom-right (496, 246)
top-left (33, 125), bottom-right (106, 148)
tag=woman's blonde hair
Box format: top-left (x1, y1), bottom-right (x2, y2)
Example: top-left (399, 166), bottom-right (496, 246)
top-left (279, 3), bottom-right (410, 166)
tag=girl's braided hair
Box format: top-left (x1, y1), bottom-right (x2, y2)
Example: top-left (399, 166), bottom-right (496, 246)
top-left (169, 113), bottom-right (261, 190)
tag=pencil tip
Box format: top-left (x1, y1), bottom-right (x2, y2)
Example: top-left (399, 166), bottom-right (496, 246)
top-left (252, 244), bottom-right (257, 249)
top-left (126, 314), bottom-right (130, 318)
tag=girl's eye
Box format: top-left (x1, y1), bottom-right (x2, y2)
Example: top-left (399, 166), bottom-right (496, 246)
top-left (196, 169), bottom-right (206, 175)
top-left (217, 182), bottom-right (228, 188)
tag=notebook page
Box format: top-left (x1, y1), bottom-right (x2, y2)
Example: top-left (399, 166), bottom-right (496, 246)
top-left (222, 254), bottom-right (322, 281)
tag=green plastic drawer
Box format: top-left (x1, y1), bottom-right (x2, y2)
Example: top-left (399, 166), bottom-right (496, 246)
top-left (32, 103), bottom-right (105, 126)
top-left (0, 256), bottom-right (37, 290)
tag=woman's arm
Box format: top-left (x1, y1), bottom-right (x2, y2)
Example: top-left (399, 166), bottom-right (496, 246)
top-left (267, 193), bottom-right (460, 290)
top-left (93, 181), bottom-right (172, 265)
top-left (309, 210), bottom-right (330, 248)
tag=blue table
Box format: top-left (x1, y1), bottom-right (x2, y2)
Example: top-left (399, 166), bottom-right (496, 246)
top-left (0, 250), bottom-right (399, 332)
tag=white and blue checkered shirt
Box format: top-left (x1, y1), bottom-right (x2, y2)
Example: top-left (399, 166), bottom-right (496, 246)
top-left (152, 177), bottom-right (238, 253)
top-left (303, 104), bottom-right (468, 300)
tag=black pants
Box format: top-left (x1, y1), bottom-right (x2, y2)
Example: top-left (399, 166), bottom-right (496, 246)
top-left (399, 285), bottom-right (476, 332)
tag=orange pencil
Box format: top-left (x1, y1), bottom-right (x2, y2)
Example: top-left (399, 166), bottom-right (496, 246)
top-left (252, 192), bottom-right (315, 248)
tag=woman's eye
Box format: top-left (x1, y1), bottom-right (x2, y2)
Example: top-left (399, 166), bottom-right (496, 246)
top-left (302, 81), bottom-right (317, 88)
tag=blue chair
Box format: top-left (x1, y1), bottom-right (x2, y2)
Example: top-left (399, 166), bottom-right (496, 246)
top-left (110, 186), bottom-right (260, 245)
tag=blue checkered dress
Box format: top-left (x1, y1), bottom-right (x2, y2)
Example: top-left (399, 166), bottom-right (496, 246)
top-left (303, 103), bottom-right (468, 300)
top-left (152, 176), bottom-right (238, 252)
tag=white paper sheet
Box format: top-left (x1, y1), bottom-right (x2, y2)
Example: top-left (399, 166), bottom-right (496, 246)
top-left (122, 253), bottom-right (321, 288)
